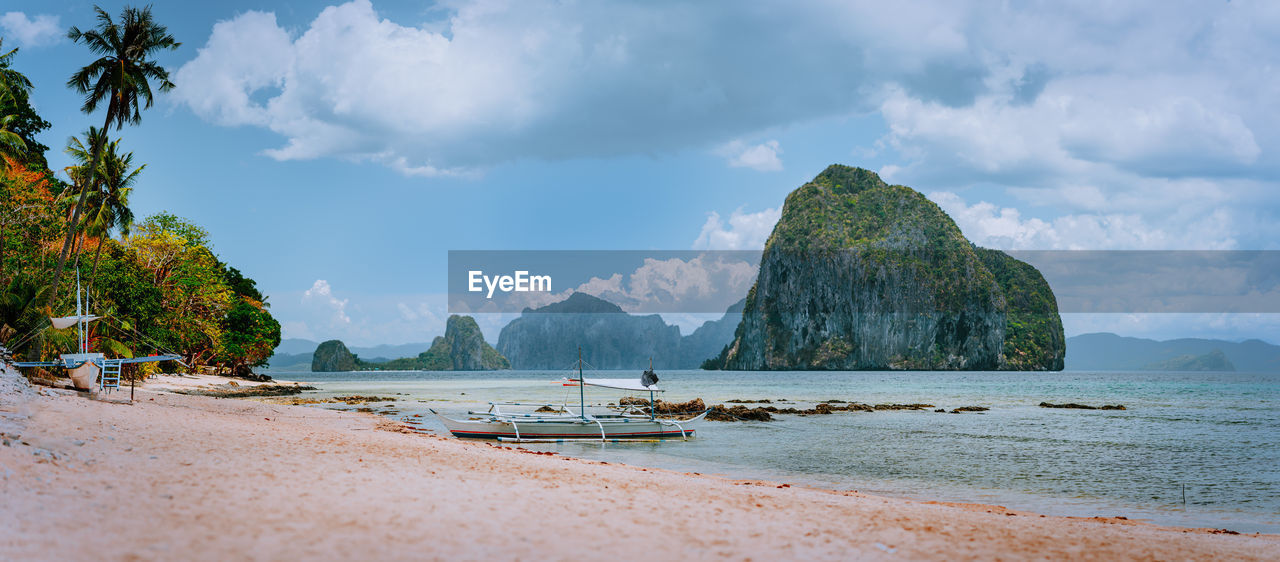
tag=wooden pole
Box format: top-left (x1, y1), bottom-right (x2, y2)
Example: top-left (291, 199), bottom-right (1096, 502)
top-left (578, 347), bottom-right (586, 420)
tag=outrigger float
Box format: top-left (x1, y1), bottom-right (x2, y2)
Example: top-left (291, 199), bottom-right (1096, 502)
top-left (432, 353), bottom-right (708, 443)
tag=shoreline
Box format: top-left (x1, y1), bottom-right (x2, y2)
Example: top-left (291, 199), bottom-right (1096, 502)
top-left (1, 369), bottom-right (1277, 560)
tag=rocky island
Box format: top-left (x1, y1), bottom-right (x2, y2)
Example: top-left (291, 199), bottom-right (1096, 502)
top-left (311, 340), bottom-right (359, 372)
top-left (310, 316), bottom-right (509, 372)
top-left (367, 315), bottom-right (509, 371)
top-left (709, 164), bottom-right (1065, 371)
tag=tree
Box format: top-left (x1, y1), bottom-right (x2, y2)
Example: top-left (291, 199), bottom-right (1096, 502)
top-left (124, 213), bottom-right (230, 369)
top-left (0, 89), bottom-right (27, 166)
top-left (219, 298), bottom-right (281, 376)
top-left (0, 38), bottom-right (50, 167)
top-left (62, 127), bottom-right (109, 267)
top-left (47, 5), bottom-right (179, 310)
top-left (83, 138), bottom-right (142, 287)
top-left (0, 276), bottom-right (50, 359)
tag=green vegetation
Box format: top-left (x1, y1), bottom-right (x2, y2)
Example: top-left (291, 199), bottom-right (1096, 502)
top-left (0, 8), bottom-right (279, 378)
top-left (973, 247), bottom-right (1065, 370)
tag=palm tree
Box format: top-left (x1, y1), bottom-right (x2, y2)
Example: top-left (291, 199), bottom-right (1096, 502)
top-left (0, 89), bottom-right (27, 167)
top-left (46, 5), bottom-right (179, 309)
top-left (61, 128), bottom-right (108, 268)
top-left (0, 37), bottom-right (33, 100)
top-left (84, 139), bottom-right (142, 288)
top-left (0, 39), bottom-right (28, 165)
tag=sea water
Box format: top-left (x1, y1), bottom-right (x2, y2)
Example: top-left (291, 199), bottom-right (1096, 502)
top-left (279, 369), bottom-right (1280, 533)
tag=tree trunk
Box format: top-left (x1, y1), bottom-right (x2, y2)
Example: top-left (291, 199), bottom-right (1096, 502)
top-left (85, 237), bottom-right (107, 295)
top-left (45, 116), bottom-right (110, 310)
top-left (1, 215), bottom-right (6, 285)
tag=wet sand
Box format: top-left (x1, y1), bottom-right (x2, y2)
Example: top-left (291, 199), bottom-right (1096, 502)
top-left (1, 369), bottom-right (1276, 560)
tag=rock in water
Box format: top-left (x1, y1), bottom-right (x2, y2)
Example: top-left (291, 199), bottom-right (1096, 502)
top-left (716, 164), bottom-right (1064, 371)
top-left (311, 340), bottom-right (358, 372)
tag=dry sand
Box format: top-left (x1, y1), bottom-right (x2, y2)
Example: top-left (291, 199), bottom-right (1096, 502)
top-left (1, 367), bottom-right (1276, 561)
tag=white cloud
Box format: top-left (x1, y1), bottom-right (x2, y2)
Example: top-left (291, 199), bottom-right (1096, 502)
top-left (172, 1), bottom-right (1280, 252)
top-left (928, 191), bottom-right (1238, 250)
top-left (167, 1), bottom-right (1047, 176)
top-left (693, 207), bottom-right (781, 250)
top-left (0, 12), bottom-right (61, 48)
top-left (717, 139), bottom-right (782, 171)
top-left (302, 279), bottom-right (350, 324)
top-left (572, 256), bottom-right (757, 313)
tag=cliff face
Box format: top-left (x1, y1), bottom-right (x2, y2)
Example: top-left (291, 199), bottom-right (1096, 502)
top-left (973, 248), bottom-right (1065, 370)
top-left (437, 315), bottom-right (510, 370)
top-left (497, 293), bottom-right (683, 369)
top-left (370, 315), bottom-right (509, 371)
top-left (311, 340), bottom-right (357, 372)
top-left (681, 298), bottom-right (746, 368)
top-left (718, 164), bottom-right (1064, 371)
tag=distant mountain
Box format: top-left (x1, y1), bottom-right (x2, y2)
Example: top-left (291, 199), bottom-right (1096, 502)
top-left (681, 298), bottom-right (745, 368)
top-left (1066, 333), bottom-right (1280, 372)
top-left (266, 352), bottom-right (313, 371)
top-left (497, 293), bottom-right (683, 369)
top-left (1142, 349), bottom-right (1235, 372)
top-left (347, 342), bottom-right (436, 363)
top-left (275, 338), bottom-right (321, 355)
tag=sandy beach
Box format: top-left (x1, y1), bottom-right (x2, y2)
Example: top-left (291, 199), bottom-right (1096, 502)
top-left (1, 367), bottom-right (1276, 561)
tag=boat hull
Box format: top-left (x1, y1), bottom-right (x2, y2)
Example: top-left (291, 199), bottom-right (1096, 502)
top-left (433, 411), bottom-right (705, 440)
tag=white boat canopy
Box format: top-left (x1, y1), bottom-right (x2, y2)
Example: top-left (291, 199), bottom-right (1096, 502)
top-left (574, 377), bottom-right (664, 392)
top-left (50, 315), bottom-right (100, 329)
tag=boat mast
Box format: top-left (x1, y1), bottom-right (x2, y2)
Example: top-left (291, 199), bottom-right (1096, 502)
top-left (649, 357), bottom-right (655, 421)
top-left (578, 347), bottom-right (586, 420)
top-left (75, 269), bottom-right (85, 353)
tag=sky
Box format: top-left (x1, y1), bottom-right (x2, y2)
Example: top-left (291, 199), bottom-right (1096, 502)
top-left (4, 0), bottom-right (1279, 346)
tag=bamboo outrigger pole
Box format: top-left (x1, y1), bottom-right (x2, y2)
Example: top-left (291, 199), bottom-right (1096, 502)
top-left (578, 347), bottom-right (586, 421)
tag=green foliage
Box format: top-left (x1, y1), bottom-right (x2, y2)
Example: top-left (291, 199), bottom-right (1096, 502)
top-left (973, 248), bottom-right (1066, 370)
top-left (222, 265), bottom-right (264, 302)
top-left (136, 211), bottom-right (210, 248)
top-left (0, 276), bottom-right (50, 359)
top-left (219, 298), bottom-right (281, 371)
top-left (0, 39), bottom-right (52, 167)
top-left (66, 5), bottom-right (181, 130)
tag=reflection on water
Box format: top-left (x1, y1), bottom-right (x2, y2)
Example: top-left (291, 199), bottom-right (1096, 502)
top-left (280, 369), bottom-right (1280, 533)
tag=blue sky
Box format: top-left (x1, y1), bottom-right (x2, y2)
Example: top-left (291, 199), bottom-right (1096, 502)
top-left (4, 1), bottom-right (1279, 345)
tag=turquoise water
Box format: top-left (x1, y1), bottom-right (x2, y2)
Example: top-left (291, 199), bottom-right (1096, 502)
top-left (279, 369), bottom-right (1280, 533)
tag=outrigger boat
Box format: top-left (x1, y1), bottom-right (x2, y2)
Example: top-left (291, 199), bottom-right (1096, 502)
top-left (12, 272), bottom-right (182, 394)
top-left (432, 353), bottom-right (708, 443)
